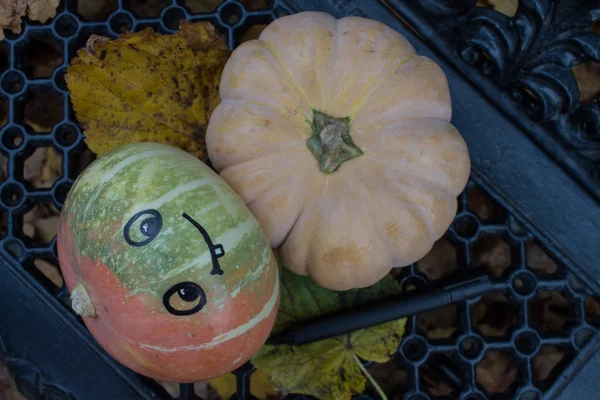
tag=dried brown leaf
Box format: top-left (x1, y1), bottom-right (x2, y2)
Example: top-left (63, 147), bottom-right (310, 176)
top-left (183, 0), bottom-right (223, 13)
top-left (476, 0), bottom-right (518, 16)
top-left (532, 346), bottom-right (565, 383)
top-left (0, 153), bottom-right (7, 182)
top-left (472, 293), bottom-right (516, 337)
top-left (25, 0), bottom-right (58, 22)
top-left (530, 291), bottom-right (570, 333)
top-left (24, 37), bottom-right (63, 78)
top-left (417, 237), bottom-right (457, 281)
top-left (364, 356), bottom-right (408, 397)
top-left (0, 99), bottom-right (7, 127)
top-left (526, 241), bottom-right (557, 275)
top-left (573, 61), bottom-right (600, 103)
top-left (22, 222), bottom-right (35, 239)
top-left (417, 304), bottom-right (458, 339)
top-left (476, 350), bottom-right (518, 393)
top-left (240, 24), bottom-right (269, 44)
top-left (35, 147), bottom-right (62, 189)
top-left (422, 364), bottom-right (453, 397)
top-left (34, 258), bottom-right (63, 287)
top-left (0, 0), bottom-right (59, 40)
top-left (76, 0), bottom-right (115, 21)
top-left (240, 0), bottom-right (271, 10)
top-left (468, 187), bottom-right (505, 220)
top-left (585, 296), bottom-right (600, 323)
top-left (0, 361), bottom-right (25, 400)
top-left (24, 90), bottom-right (63, 132)
top-left (23, 147), bottom-right (46, 183)
top-left (473, 235), bottom-right (511, 277)
top-left (32, 215), bottom-right (59, 243)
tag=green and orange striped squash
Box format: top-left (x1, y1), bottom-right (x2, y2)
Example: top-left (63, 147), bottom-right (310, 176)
top-left (57, 142), bottom-right (280, 382)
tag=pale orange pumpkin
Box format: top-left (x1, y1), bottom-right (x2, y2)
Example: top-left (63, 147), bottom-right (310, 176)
top-left (206, 11), bottom-right (471, 291)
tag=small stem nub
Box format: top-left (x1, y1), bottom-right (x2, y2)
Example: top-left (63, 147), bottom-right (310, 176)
top-left (307, 110), bottom-right (363, 173)
top-left (71, 281), bottom-right (97, 318)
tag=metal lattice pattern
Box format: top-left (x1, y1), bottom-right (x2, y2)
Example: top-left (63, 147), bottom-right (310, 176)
top-left (1, 1), bottom-right (600, 399)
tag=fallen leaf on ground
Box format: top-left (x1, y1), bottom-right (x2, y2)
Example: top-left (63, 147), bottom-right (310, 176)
top-left (66, 20), bottom-right (230, 159)
top-left (0, 0), bottom-right (59, 40)
top-left (421, 363), bottom-right (453, 397)
top-left (530, 291), bottom-right (570, 333)
top-left (416, 237), bottom-right (457, 281)
top-left (252, 258), bottom-right (406, 400)
top-left (473, 235), bottom-right (511, 277)
top-left (526, 241), bottom-right (557, 275)
top-left (24, 90), bottom-right (64, 133)
top-left (471, 292), bottom-right (517, 337)
top-left (34, 147), bottom-right (62, 189)
top-left (23, 35), bottom-right (63, 78)
top-left (32, 215), bottom-right (59, 243)
top-left (0, 100), bottom-right (7, 127)
top-left (208, 369), bottom-right (280, 400)
top-left (476, 350), bottom-right (518, 393)
top-left (417, 304), bottom-right (458, 339)
top-left (476, 0), bottom-right (518, 16)
top-left (182, 0), bottom-right (223, 13)
top-left (0, 153), bottom-right (7, 182)
top-left (468, 186), bottom-right (505, 221)
top-left (364, 356), bottom-right (408, 397)
top-left (0, 361), bottom-right (25, 400)
top-left (573, 62), bottom-right (600, 103)
top-left (240, 0), bottom-right (271, 10)
top-left (23, 147), bottom-right (47, 183)
top-left (240, 24), bottom-right (268, 43)
top-left (532, 346), bottom-right (565, 384)
top-left (585, 296), bottom-right (600, 324)
top-left (34, 258), bottom-right (63, 287)
top-left (76, 0), bottom-right (115, 21)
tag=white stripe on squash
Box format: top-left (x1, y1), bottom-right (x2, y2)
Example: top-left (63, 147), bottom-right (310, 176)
top-left (230, 246), bottom-right (271, 298)
top-left (157, 216), bottom-right (259, 282)
top-left (98, 149), bottom-right (175, 185)
top-left (127, 178), bottom-right (214, 215)
top-left (137, 266), bottom-right (279, 352)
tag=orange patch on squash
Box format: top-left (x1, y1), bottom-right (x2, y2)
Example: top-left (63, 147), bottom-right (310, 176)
top-left (57, 221), bottom-right (279, 382)
top-left (323, 244), bottom-right (363, 265)
top-left (385, 223), bottom-right (402, 240)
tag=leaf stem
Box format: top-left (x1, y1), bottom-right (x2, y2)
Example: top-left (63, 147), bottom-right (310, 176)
top-left (352, 353), bottom-right (388, 400)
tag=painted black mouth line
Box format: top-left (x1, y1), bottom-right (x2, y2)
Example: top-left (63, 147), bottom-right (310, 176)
top-left (182, 212), bottom-right (225, 276)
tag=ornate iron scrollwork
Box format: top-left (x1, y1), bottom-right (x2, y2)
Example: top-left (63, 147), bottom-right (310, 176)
top-left (408, 0), bottom-right (600, 200)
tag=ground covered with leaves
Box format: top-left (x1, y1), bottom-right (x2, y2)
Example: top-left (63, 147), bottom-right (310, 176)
top-left (1, 0), bottom-right (600, 399)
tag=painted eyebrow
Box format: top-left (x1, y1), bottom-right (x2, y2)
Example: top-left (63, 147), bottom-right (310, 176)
top-left (182, 212), bottom-right (225, 276)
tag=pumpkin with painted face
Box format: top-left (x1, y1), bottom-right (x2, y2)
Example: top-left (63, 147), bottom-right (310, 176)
top-left (57, 142), bottom-right (280, 382)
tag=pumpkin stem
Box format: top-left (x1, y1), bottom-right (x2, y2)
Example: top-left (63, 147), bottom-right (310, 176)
top-left (70, 281), bottom-right (97, 318)
top-left (307, 110), bottom-right (363, 173)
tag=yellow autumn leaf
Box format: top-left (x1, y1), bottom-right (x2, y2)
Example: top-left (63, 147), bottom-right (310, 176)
top-left (252, 263), bottom-right (406, 400)
top-left (66, 21), bottom-right (230, 159)
top-left (208, 369), bottom-right (279, 400)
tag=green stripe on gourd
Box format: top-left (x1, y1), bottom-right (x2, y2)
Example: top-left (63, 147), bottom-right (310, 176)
top-left (63, 143), bottom-right (270, 300)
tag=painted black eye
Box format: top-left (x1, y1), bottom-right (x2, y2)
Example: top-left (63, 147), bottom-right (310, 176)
top-left (163, 282), bottom-right (207, 316)
top-left (124, 209), bottom-right (162, 247)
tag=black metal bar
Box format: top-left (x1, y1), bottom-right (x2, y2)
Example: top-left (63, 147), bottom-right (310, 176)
top-left (267, 274), bottom-right (493, 346)
top-left (0, 254), bottom-right (158, 400)
top-left (178, 383), bottom-right (197, 400)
